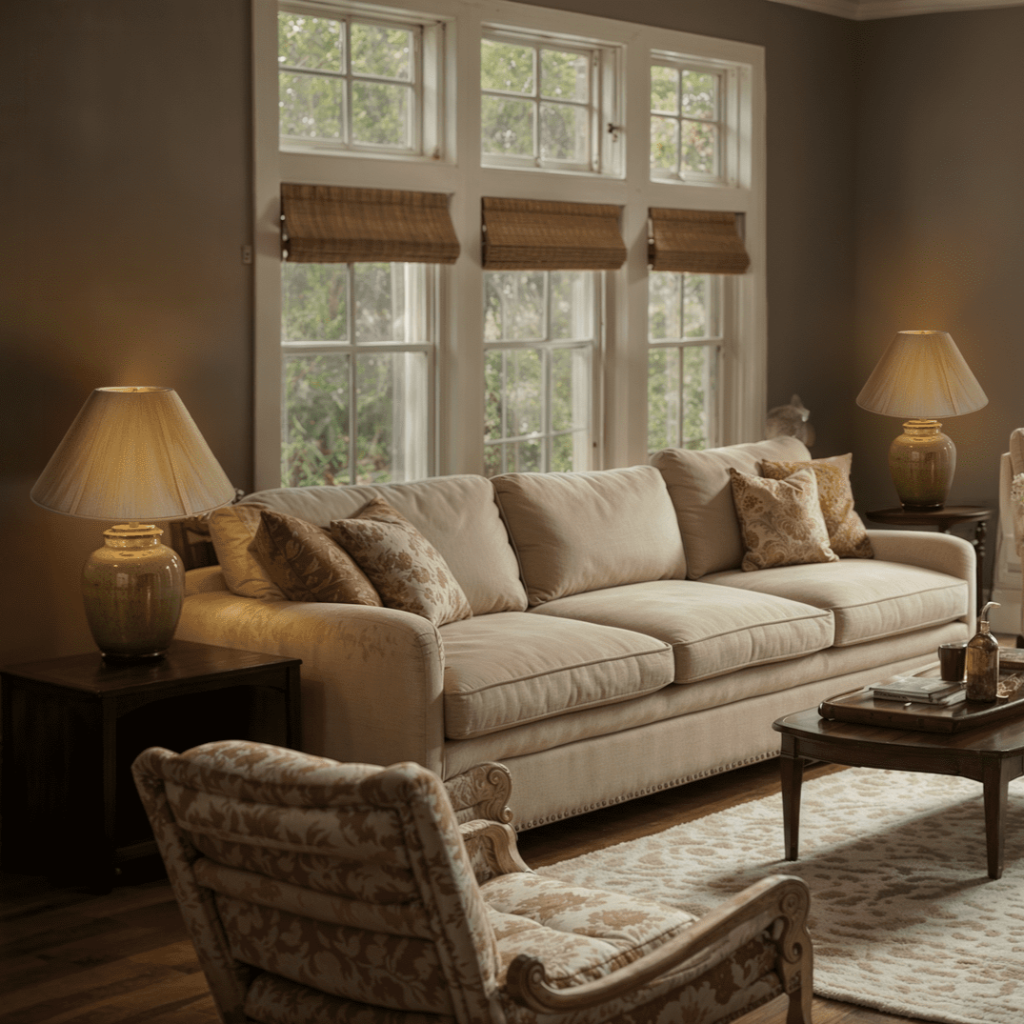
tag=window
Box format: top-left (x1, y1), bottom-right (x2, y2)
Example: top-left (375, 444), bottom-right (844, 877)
top-left (648, 272), bottom-right (721, 452)
top-left (650, 58), bottom-right (727, 184)
top-left (484, 270), bottom-right (597, 475)
top-left (480, 30), bottom-right (620, 175)
top-left (281, 261), bottom-right (433, 485)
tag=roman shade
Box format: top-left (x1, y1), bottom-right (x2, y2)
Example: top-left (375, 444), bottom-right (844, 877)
top-left (481, 197), bottom-right (627, 271)
top-left (281, 184), bottom-right (460, 264)
top-left (648, 209), bottom-right (750, 274)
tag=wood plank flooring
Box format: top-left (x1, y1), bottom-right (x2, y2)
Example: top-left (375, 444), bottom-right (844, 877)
top-left (1, 758), bottom-right (927, 1024)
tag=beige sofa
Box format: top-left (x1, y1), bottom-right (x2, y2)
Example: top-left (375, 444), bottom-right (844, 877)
top-left (177, 437), bottom-right (975, 830)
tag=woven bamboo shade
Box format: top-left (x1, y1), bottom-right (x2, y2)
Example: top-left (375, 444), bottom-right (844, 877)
top-left (281, 184), bottom-right (460, 264)
top-left (482, 197), bottom-right (627, 271)
top-left (648, 209), bottom-right (750, 274)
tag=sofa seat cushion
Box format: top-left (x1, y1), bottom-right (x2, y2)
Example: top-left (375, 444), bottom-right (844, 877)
top-left (703, 560), bottom-right (969, 646)
top-left (530, 580), bottom-right (834, 683)
top-left (439, 612), bottom-right (674, 740)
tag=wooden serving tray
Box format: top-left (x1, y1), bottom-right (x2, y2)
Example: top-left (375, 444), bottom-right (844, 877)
top-left (819, 659), bottom-right (1024, 734)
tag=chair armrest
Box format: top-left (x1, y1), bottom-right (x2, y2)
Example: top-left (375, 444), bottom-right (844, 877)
top-left (505, 874), bottom-right (812, 1021)
top-left (459, 819), bottom-right (532, 883)
top-left (177, 591), bottom-right (446, 774)
top-left (445, 762), bottom-right (514, 825)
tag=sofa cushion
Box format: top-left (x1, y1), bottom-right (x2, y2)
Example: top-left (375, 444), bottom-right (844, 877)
top-left (703, 560), bottom-right (969, 646)
top-left (492, 466), bottom-right (687, 606)
top-left (331, 498), bottom-right (472, 627)
top-left (730, 467), bottom-right (838, 571)
top-left (530, 579), bottom-right (834, 683)
top-left (439, 612), bottom-right (674, 739)
top-left (238, 475), bottom-right (527, 615)
top-left (650, 436), bottom-right (810, 579)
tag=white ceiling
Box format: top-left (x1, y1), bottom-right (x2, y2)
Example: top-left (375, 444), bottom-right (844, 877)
top-left (766, 0), bottom-right (1024, 19)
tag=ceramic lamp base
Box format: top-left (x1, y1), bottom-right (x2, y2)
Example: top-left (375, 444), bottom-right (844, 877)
top-left (888, 419), bottom-right (956, 511)
top-left (82, 523), bottom-right (185, 660)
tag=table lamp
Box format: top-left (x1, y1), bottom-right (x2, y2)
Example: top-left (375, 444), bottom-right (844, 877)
top-left (856, 330), bottom-right (987, 510)
top-left (31, 387), bottom-right (235, 660)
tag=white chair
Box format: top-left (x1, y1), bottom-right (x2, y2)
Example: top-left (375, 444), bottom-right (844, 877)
top-left (991, 428), bottom-right (1024, 641)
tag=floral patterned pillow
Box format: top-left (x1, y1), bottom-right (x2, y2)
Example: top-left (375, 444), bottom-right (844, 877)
top-left (330, 498), bottom-right (472, 626)
top-left (249, 509), bottom-right (382, 606)
top-left (729, 466), bottom-right (839, 571)
top-left (761, 453), bottom-right (874, 559)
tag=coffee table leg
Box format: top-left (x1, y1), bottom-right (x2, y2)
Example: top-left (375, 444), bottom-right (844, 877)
top-left (780, 741), bottom-right (804, 861)
top-left (982, 757), bottom-right (1012, 880)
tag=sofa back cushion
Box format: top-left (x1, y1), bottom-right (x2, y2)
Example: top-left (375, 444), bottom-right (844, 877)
top-left (650, 437), bottom-right (811, 579)
top-left (492, 466), bottom-right (686, 606)
top-left (240, 475), bottom-right (527, 615)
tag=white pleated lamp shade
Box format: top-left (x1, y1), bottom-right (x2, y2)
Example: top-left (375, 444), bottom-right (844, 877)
top-left (856, 330), bottom-right (988, 420)
top-left (31, 387), bottom-right (235, 521)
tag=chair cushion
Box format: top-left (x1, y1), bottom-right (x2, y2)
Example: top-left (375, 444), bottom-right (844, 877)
top-left (704, 559), bottom-right (969, 647)
top-left (651, 436), bottom-right (810, 579)
top-left (492, 466), bottom-right (687, 605)
top-left (530, 580), bottom-right (833, 683)
top-left (439, 612), bottom-right (674, 739)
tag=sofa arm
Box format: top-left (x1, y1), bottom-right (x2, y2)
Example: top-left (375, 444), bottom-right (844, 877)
top-left (176, 592), bottom-right (446, 774)
top-left (867, 529), bottom-right (976, 628)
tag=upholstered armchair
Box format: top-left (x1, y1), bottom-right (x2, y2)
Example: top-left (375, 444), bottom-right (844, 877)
top-left (993, 429), bottom-right (1024, 642)
top-left (133, 741), bottom-right (813, 1024)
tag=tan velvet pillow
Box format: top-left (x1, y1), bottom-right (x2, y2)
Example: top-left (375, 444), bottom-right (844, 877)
top-left (330, 498), bottom-right (472, 627)
top-left (207, 502), bottom-right (284, 600)
top-left (761, 453), bottom-right (874, 559)
top-left (249, 509), bottom-right (382, 606)
top-left (729, 467), bottom-right (839, 571)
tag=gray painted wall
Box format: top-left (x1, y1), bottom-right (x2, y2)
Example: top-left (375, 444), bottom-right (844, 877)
top-left (1, 0), bottom-right (1017, 663)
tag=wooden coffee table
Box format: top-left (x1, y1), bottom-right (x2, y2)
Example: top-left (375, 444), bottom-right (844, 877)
top-left (773, 688), bottom-right (1024, 880)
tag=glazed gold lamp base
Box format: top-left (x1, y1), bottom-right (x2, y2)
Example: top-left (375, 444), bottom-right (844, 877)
top-left (82, 523), bottom-right (185, 660)
top-left (888, 419), bottom-right (956, 511)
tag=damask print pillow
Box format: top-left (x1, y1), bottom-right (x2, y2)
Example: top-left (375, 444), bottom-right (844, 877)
top-left (330, 498), bottom-right (472, 627)
top-left (761, 453), bottom-right (874, 559)
top-left (729, 466), bottom-right (839, 571)
top-left (249, 509), bottom-right (382, 606)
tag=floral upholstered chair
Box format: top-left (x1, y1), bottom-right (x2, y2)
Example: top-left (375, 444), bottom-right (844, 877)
top-left (133, 741), bottom-right (813, 1024)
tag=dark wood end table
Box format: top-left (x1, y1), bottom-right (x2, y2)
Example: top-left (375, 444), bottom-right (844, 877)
top-left (866, 505), bottom-right (991, 612)
top-left (1, 640), bottom-right (301, 891)
top-left (773, 705), bottom-right (1024, 879)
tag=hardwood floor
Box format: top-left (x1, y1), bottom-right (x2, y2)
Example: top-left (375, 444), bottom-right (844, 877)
top-left (0, 758), bottom-right (927, 1024)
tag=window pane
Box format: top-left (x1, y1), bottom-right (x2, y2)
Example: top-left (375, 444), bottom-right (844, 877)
top-left (647, 346), bottom-right (679, 452)
top-left (484, 272), bottom-right (545, 340)
top-left (549, 272), bottom-right (592, 340)
top-left (282, 351), bottom-right (350, 487)
top-left (484, 349), bottom-right (505, 441)
top-left (648, 272), bottom-right (682, 341)
top-left (551, 346), bottom-right (589, 432)
top-left (481, 40), bottom-right (535, 94)
top-left (541, 49), bottom-right (588, 102)
top-left (681, 119), bottom-right (716, 175)
top-left (354, 263), bottom-right (406, 343)
top-left (514, 439), bottom-right (542, 472)
top-left (355, 351), bottom-right (427, 484)
top-left (650, 65), bottom-right (678, 114)
top-left (351, 81), bottom-right (410, 147)
top-left (350, 23), bottom-right (413, 81)
top-left (503, 349), bottom-right (542, 438)
top-left (279, 72), bottom-right (343, 140)
top-left (650, 116), bottom-right (678, 174)
top-left (683, 274), bottom-right (712, 338)
top-left (481, 95), bottom-right (534, 157)
top-left (680, 70), bottom-right (716, 119)
top-left (278, 13), bottom-right (343, 72)
top-left (682, 345), bottom-right (715, 448)
top-left (282, 263), bottom-right (348, 341)
top-left (540, 103), bottom-right (588, 163)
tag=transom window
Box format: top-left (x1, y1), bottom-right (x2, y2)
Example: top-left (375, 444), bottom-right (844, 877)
top-left (281, 261), bottom-right (433, 486)
top-left (650, 59), bottom-right (724, 183)
top-left (648, 272), bottom-right (721, 452)
top-left (484, 271), bottom-right (597, 475)
top-left (278, 4), bottom-right (425, 154)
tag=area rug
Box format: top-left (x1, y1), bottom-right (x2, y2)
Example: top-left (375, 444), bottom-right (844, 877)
top-left (539, 768), bottom-right (1024, 1024)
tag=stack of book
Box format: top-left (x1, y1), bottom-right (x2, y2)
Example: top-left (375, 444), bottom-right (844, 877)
top-left (869, 675), bottom-right (966, 705)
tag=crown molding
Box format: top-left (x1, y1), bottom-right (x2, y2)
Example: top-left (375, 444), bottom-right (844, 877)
top-left (766, 0), bottom-right (1024, 20)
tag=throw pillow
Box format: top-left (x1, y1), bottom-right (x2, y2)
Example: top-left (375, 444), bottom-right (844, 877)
top-left (330, 498), bottom-right (472, 626)
top-left (729, 466), bottom-right (839, 571)
top-left (207, 502), bottom-right (284, 600)
top-left (250, 509), bottom-right (382, 606)
top-left (761, 453), bottom-right (874, 559)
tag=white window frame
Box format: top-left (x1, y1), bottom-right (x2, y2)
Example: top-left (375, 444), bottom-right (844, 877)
top-left (252, 0), bottom-right (766, 490)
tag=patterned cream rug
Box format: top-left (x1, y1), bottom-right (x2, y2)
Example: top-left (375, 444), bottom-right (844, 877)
top-left (539, 767), bottom-right (1024, 1024)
